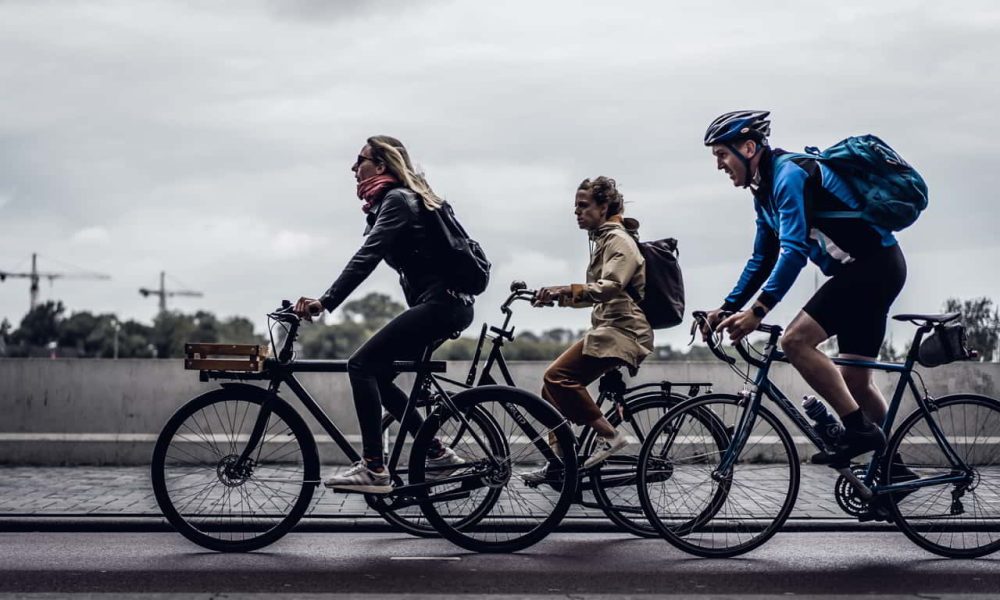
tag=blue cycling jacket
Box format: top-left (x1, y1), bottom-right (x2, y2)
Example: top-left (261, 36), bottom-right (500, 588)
top-left (722, 148), bottom-right (897, 312)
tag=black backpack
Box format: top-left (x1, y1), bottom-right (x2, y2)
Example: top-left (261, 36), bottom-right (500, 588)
top-left (634, 237), bottom-right (685, 329)
top-left (426, 201), bottom-right (491, 295)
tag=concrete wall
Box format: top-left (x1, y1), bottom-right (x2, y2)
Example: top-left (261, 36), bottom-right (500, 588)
top-left (1, 358), bottom-right (998, 465)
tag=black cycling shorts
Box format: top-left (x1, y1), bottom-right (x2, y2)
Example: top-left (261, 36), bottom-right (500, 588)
top-left (802, 243), bottom-right (906, 358)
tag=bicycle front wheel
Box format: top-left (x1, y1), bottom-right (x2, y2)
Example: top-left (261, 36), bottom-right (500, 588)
top-left (410, 385), bottom-right (578, 553)
top-left (886, 393), bottom-right (1000, 558)
top-left (151, 387), bottom-right (318, 552)
top-left (637, 393), bottom-right (799, 558)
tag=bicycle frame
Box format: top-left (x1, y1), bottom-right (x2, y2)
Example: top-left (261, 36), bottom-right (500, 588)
top-left (198, 352), bottom-right (510, 505)
top-left (711, 319), bottom-right (974, 500)
top-left (445, 293), bottom-right (713, 508)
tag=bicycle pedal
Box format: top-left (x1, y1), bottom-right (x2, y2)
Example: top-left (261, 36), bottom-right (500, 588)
top-left (857, 503), bottom-right (895, 524)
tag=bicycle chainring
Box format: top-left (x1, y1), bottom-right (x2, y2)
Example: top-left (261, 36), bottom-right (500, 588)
top-left (834, 464), bottom-right (871, 518)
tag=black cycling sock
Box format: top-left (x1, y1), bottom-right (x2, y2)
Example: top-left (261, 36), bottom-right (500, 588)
top-left (841, 408), bottom-right (869, 431)
top-left (365, 457), bottom-right (386, 472)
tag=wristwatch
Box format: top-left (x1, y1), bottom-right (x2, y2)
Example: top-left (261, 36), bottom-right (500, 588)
top-left (751, 305), bottom-right (767, 319)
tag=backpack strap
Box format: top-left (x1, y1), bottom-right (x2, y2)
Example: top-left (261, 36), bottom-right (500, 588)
top-left (785, 152), bottom-right (864, 221)
top-left (813, 210), bottom-right (862, 219)
top-left (613, 228), bottom-right (645, 304)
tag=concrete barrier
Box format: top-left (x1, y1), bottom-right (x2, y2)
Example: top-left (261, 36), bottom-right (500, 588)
top-left (1, 358), bottom-right (997, 465)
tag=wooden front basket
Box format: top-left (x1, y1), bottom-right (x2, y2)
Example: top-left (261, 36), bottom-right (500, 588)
top-left (184, 343), bottom-right (269, 372)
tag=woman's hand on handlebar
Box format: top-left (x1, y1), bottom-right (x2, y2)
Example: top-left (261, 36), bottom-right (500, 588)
top-left (293, 297), bottom-right (324, 322)
top-left (533, 285), bottom-right (570, 307)
top-left (717, 309), bottom-right (762, 343)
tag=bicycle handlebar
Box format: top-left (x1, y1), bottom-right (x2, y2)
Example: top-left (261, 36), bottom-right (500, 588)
top-left (692, 310), bottom-right (781, 369)
top-left (691, 311), bottom-right (737, 365)
top-left (733, 333), bottom-right (769, 369)
top-left (502, 280), bottom-right (540, 313)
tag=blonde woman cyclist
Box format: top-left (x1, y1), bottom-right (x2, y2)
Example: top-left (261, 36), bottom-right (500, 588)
top-left (293, 136), bottom-right (474, 493)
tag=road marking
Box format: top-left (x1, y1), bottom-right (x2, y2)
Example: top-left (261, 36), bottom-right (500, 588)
top-left (389, 556), bottom-right (461, 561)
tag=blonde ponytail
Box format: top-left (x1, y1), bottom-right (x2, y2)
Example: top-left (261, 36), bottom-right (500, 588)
top-left (368, 136), bottom-right (443, 211)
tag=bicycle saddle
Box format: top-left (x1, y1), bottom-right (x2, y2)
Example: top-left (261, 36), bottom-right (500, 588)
top-left (891, 312), bottom-right (961, 325)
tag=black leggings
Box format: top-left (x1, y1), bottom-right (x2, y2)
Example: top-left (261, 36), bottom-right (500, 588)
top-left (348, 300), bottom-right (474, 460)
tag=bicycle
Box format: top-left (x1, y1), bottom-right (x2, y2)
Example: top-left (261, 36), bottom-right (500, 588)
top-left (636, 310), bottom-right (1000, 558)
top-left (434, 281), bottom-right (716, 538)
top-left (151, 301), bottom-right (578, 553)
top-left (379, 280), bottom-right (718, 538)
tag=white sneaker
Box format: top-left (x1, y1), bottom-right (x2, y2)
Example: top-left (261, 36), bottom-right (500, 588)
top-left (323, 461), bottom-right (392, 494)
top-left (584, 431), bottom-right (629, 469)
top-left (519, 465), bottom-right (552, 485)
top-left (425, 446), bottom-right (467, 480)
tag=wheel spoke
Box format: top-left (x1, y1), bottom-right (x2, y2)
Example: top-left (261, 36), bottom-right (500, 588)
top-left (153, 395), bottom-right (312, 551)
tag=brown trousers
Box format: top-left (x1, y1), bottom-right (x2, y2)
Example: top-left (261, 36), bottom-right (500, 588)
top-left (541, 340), bottom-right (623, 426)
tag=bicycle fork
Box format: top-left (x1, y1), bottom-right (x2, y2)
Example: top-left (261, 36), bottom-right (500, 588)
top-left (713, 388), bottom-right (762, 481)
top-left (227, 394), bottom-right (278, 482)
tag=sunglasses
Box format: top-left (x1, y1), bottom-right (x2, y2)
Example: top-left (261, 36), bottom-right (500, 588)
top-left (355, 154), bottom-right (379, 167)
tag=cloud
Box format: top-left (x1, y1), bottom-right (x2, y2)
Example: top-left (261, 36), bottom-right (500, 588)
top-left (70, 226), bottom-right (111, 245)
top-left (0, 0), bottom-right (998, 337)
top-left (269, 229), bottom-right (328, 259)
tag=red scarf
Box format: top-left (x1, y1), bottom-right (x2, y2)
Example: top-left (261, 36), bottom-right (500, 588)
top-left (356, 174), bottom-right (399, 213)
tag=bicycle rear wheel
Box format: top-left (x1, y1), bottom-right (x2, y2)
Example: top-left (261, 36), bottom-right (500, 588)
top-left (586, 391), bottom-right (687, 537)
top-left (885, 394), bottom-right (1000, 558)
top-left (637, 393), bottom-right (799, 558)
top-left (151, 387), bottom-right (318, 552)
top-left (410, 385), bottom-right (578, 553)
top-left (368, 405), bottom-right (505, 538)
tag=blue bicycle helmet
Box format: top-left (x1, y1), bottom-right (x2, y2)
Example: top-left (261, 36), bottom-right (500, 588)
top-left (704, 110), bottom-right (771, 146)
top-left (704, 110), bottom-right (771, 188)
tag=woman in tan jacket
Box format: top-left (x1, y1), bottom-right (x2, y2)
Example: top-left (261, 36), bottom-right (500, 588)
top-left (531, 176), bottom-right (654, 473)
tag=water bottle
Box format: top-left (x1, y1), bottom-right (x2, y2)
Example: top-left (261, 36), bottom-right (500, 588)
top-left (802, 395), bottom-right (844, 448)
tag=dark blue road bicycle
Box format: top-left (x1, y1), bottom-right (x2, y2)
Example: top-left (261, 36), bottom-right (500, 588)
top-left (636, 310), bottom-right (999, 558)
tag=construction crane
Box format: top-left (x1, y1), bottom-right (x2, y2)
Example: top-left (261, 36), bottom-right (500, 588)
top-left (139, 271), bottom-right (203, 313)
top-left (0, 253), bottom-right (111, 311)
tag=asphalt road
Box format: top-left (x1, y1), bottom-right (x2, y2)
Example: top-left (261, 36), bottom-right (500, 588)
top-left (1, 531), bottom-right (999, 596)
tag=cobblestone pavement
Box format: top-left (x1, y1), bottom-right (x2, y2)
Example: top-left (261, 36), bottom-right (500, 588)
top-left (0, 464), bottom-right (849, 519)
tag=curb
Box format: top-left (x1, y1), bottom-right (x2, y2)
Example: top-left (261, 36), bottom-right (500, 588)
top-left (0, 515), bottom-right (896, 533)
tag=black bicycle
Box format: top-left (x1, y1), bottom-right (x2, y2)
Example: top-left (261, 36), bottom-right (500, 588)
top-left (430, 281), bottom-right (716, 538)
top-left (373, 281), bottom-right (718, 538)
top-left (151, 301), bottom-right (578, 554)
top-left (636, 310), bottom-right (1000, 558)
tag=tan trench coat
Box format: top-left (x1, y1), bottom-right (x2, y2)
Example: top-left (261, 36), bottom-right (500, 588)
top-left (560, 215), bottom-right (654, 369)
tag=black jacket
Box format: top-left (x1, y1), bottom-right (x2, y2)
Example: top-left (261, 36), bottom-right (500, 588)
top-left (319, 187), bottom-right (468, 311)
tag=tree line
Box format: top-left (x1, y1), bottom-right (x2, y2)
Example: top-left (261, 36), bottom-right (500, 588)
top-left (1, 293), bottom-right (997, 362)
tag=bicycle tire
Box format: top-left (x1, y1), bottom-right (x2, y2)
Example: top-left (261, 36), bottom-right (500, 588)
top-left (410, 385), bottom-right (578, 553)
top-left (151, 385), bottom-right (318, 552)
top-left (885, 393), bottom-right (1000, 558)
top-left (637, 393), bottom-right (799, 558)
top-left (585, 391), bottom-right (688, 538)
top-left (367, 405), bottom-right (506, 538)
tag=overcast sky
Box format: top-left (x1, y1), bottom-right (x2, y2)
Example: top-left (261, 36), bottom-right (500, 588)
top-left (1, 0), bottom-right (998, 351)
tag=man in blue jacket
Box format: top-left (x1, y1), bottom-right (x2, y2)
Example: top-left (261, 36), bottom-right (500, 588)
top-left (700, 110), bottom-right (907, 466)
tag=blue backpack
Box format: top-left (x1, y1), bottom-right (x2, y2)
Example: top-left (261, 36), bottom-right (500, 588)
top-left (801, 134), bottom-right (928, 231)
